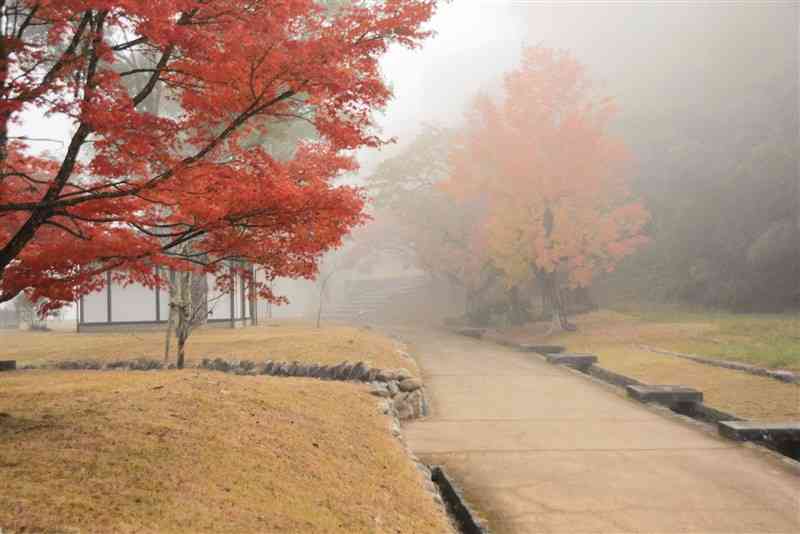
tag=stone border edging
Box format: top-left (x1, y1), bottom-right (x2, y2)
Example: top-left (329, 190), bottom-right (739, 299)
top-left (474, 333), bottom-right (789, 450)
top-left (431, 466), bottom-right (489, 534)
top-left (22, 356), bottom-right (429, 422)
top-left (583, 364), bottom-right (642, 388)
top-left (198, 358), bottom-right (428, 421)
top-left (582, 363), bottom-right (742, 423)
top-left (638, 345), bottom-right (799, 384)
top-left (528, 352), bottom-right (800, 472)
top-left (555, 357), bottom-right (744, 424)
top-left (378, 403), bottom-right (456, 533)
top-left (446, 327), bottom-right (485, 339)
top-left (477, 334), bottom-right (783, 426)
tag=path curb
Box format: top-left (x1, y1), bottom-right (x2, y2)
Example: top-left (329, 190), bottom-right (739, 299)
top-left (431, 466), bottom-right (489, 534)
top-left (476, 332), bottom-right (799, 465)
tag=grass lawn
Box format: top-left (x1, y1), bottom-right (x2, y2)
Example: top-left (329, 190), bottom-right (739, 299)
top-left (618, 308), bottom-right (800, 370)
top-left (0, 321), bottom-right (417, 374)
top-left (492, 310), bottom-right (799, 421)
top-left (0, 370), bottom-right (450, 533)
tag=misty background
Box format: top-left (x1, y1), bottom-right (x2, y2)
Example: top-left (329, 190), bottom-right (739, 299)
top-left (6, 1), bottom-right (798, 321)
top-left (337, 0), bottom-right (799, 322)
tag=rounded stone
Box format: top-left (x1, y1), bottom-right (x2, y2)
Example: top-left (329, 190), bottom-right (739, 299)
top-left (398, 378), bottom-right (423, 392)
top-left (337, 363), bottom-right (354, 380)
top-left (395, 368), bottom-right (413, 381)
top-left (370, 383), bottom-right (391, 398)
top-left (377, 369), bottom-right (398, 382)
top-left (350, 361), bottom-right (370, 381)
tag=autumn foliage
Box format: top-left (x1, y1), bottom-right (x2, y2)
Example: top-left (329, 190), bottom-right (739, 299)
top-left (0, 0), bottom-right (436, 311)
top-left (444, 46), bottom-right (649, 326)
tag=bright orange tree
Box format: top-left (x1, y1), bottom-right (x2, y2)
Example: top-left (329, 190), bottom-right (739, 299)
top-left (0, 0), bottom-right (436, 311)
top-left (446, 46), bottom-right (649, 329)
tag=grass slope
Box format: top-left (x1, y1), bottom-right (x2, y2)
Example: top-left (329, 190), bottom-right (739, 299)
top-left (0, 370), bottom-right (449, 533)
top-left (0, 321), bottom-right (416, 374)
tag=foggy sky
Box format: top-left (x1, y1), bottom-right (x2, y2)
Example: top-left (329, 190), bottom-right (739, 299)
top-left (362, 0), bottom-right (798, 170)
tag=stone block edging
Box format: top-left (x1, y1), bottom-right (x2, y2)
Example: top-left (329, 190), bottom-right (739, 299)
top-left (523, 350), bottom-right (800, 470)
top-left (431, 466), bottom-right (490, 534)
top-left (447, 327), bottom-right (486, 339)
top-left (638, 345), bottom-right (799, 384)
top-left (483, 335), bottom-right (756, 431)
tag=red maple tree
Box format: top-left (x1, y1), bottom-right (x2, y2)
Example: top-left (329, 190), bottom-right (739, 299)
top-left (446, 46), bottom-right (650, 329)
top-left (0, 0), bottom-right (437, 311)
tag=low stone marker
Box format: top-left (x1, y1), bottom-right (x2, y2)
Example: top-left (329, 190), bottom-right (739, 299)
top-left (0, 360), bottom-right (16, 372)
top-left (520, 344), bottom-right (565, 354)
top-left (545, 353), bottom-right (597, 370)
top-left (718, 421), bottom-right (800, 442)
top-left (456, 327), bottom-right (485, 339)
top-left (626, 384), bottom-right (703, 410)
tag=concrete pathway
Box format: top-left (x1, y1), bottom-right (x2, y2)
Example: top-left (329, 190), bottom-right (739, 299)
top-left (400, 328), bottom-right (800, 534)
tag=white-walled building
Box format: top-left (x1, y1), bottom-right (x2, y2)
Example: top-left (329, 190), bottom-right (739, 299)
top-left (78, 270), bottom-right (256, 331)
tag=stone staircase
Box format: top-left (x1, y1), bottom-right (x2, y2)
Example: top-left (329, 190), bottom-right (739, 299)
top-left (320, 275), bottom-right (432, 323)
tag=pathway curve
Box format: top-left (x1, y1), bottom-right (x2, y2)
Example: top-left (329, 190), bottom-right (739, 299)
top-left (398, 327), bottom-right (800, 534)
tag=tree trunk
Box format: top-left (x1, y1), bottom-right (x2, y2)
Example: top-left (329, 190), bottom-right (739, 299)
top-left (537, 269), bottom-right (576, 331)
top-left (573, 286), bottom-right (597, 313)
top-left (507, 285), bottom-right (529, 326)
top-left (163, 305), bottom-right (175, 363)
top-left (175, 271), bottom-right (192, 369)
top-left (176, 323), bottom-right (187, 369)
top-left (175, 299), bottom-right (189, 369)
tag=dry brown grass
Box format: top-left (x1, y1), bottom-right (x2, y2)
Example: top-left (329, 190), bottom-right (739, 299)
top-left (0, 370), bottom-right (450, 533)
top-left (493, 311), bottom-right (800, 422)
top-left (0, 321), bottom-right (417, 374)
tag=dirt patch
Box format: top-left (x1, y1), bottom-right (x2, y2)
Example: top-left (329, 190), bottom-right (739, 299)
top-left (0, 370), bottom-right (448, 533)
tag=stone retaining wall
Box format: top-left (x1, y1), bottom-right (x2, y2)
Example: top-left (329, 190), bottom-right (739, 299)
top-left (28, 356), bottom-right (429, 422)
top-left (199, 357), bottom-right (428, 421)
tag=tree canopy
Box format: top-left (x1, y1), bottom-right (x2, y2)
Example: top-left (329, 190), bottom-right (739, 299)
top-left (445, 46), bottom-right (649, 327)
top-left (0, 0), bottom-right (437, 311)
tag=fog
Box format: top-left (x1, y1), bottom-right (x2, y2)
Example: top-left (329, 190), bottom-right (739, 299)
top-left (322, 0), bottom-right (799, 326)
top-left (4, 1), bottom-right (799, 325)
top-left (371, 1), bottom-right (795, 148)
top-left (2, 3), bottom-right (798, 530)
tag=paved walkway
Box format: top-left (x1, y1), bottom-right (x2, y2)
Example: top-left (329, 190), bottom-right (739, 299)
top-left (399, 328), bottom-right (800, 534)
